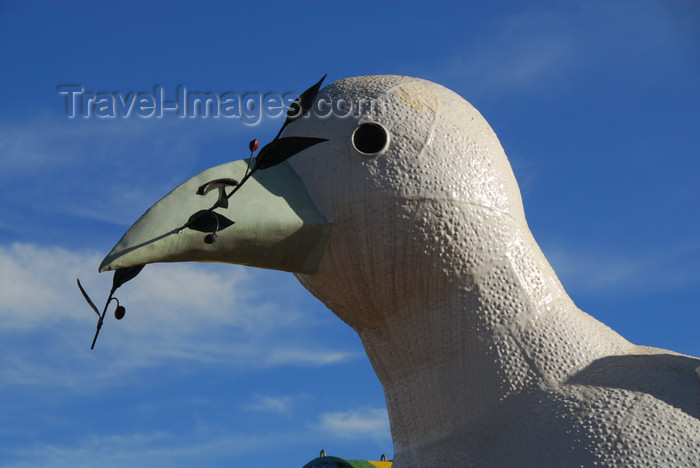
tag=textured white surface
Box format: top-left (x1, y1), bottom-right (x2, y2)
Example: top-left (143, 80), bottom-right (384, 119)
top-left (284, 76), bottom-right (700, 467)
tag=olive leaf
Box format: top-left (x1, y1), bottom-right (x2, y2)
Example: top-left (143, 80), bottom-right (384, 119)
top-left (111, 265), bottom-right (145, 294)
top-left (186, 210), bottom-right (235, 233)
top-left (253, 136), bottom-right (328, 171)
top-left (77, 278), bottom-right (100, 317)
top-left (285, 74), bottom-right (327, 125)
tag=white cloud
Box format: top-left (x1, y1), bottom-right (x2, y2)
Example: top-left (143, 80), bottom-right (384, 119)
top-left (313, 407), bottom-right (391, 444)
top-left (0, 398), bottom-right (392, 468)
top-left (265, 348), bottom-right (357, 367)
top-left (441, 33), bottom-right (571, 95)
top-left (0, 116), bottom-right (274, 230)
top-left (2, 426), bottom-right (310, 468)
top-left (0, 242), bottom-right (253, 330)
top-left (0, 243), bottom-right (103, 327)
top-left (425, 9), bottom-right (573, 97)
top-left (429, 2), bottom-right (691, 99)
top-left (242, 393), bottom-right (307, 414)
top-left (0, 113), bottom-right (254, 176)
top-left (543, 242), bottom-right (700, 296)
top-left (0, 243), bottom-right (358, 391)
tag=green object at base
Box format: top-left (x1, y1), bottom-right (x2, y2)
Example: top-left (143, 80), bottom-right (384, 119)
top-left (302, 456), bottom-right (353, 468)
top-left (302, 456), bottom-right (391, 468)
top-left (346, 461), bottom-right (381, 468)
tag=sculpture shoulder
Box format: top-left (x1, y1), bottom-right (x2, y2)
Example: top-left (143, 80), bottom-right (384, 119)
top-left (567, 346), bottom-right (700, 387)
top-left (425, 348), bottom-right (700, 468)
top-left (450, 383), bottom-right (700, 467)
top-left (562, 348), bottom-right (700, 421)
top-left (554, 382), bottom-right (700, 466)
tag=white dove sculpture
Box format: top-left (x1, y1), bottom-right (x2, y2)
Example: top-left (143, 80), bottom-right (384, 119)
top-left (100, 75), bottom-right (700, 467)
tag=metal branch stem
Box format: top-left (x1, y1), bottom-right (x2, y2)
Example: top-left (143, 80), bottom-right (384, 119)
top-left (90, 294), bottom-right (116, 350)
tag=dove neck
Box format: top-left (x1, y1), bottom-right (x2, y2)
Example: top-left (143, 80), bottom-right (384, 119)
top-left (353, 226), bottom-right (630, 466)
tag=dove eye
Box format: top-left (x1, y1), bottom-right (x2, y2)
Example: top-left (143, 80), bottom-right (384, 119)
top-left (352, 122), bottom-right (389, 158)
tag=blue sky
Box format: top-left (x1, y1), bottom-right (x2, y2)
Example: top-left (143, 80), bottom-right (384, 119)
top-left (0, 1), bottom-right (698, 466)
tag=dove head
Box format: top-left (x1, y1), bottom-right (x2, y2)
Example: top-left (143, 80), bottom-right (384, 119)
top-left (284, 75), bottom-right (529, 331)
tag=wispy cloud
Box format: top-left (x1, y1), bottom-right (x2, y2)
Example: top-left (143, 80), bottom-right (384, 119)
top-left (242, 393), bottom-right (309, 415)
top-left (0, 115), bottom-right (279, 231)
top-left (313, 407), bottom-right (390, 444)
top-left (439, 33), bottom-right (571, 96)
top-left (2, 406), bottom-right (390, 468)
top-left (0, 243), bottom-right (358, 392)
top-left (425, 9), bottom-right (574, 97)
top-left (265, 348), bottom-right (357, 367)
top-left (2, 426), bottom-right (311, 468)
top-left (543, 242), bottom-right (700, 296)
top-left (428, 2), bottom-right (691, 99)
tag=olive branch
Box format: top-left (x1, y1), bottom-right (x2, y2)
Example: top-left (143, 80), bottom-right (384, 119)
top-left (78, 75), bottom-right (327, 349)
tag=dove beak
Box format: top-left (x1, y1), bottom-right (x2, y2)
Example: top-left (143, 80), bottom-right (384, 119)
top-left (99, 159), bottom-right (331, 274)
